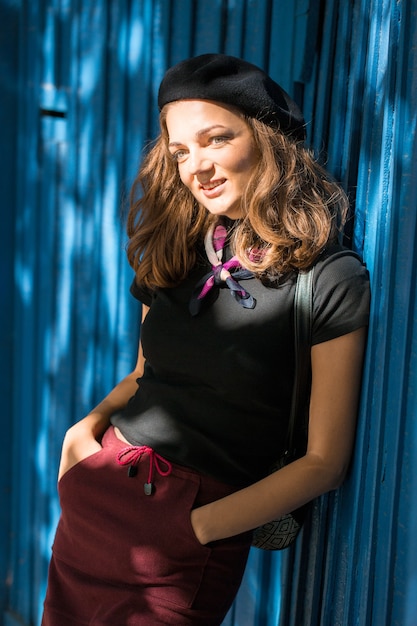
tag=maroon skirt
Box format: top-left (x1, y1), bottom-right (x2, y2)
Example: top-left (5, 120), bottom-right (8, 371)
top-left (42, 427), bottom-right (252, 625)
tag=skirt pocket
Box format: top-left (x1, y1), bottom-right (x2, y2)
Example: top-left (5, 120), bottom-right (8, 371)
top-left (57, 446), bottom-right (104, 485)
top-left (129, 470), bottom-right (213, 608)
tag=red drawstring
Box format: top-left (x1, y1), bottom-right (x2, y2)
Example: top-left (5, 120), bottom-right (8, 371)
top-left (116, 445), bottom-right (172, 495)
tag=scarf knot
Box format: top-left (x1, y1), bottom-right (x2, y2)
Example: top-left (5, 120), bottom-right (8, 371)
top-left (189, 221), bottom-right (256, 316)
top-left (213, 264), bottom-right (224, 285)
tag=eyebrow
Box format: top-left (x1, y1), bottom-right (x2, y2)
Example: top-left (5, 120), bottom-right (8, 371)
top-left (168, 124), bottom-right (229, 148)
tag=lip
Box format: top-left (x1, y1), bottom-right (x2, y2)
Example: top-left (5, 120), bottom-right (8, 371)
top-left (199, 179), bottom-right (226, 198)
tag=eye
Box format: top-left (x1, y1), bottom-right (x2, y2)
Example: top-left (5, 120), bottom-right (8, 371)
top-left (210, 135), bottom-right (230, 146)
top-left (170, 149), bottom-right (188, 163)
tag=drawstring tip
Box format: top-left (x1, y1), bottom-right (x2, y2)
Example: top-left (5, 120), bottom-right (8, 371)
top-left (127, 465), bottom-right (138, 477)
top-left (144, 482), bottom-right (153, 496)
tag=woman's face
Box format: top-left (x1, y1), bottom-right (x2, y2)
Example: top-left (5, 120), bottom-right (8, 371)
top-left (165, 100), bottom-right (258, 219)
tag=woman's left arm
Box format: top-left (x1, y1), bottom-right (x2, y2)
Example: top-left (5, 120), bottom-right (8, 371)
top-left (191, 326), bottom-right (368, 544)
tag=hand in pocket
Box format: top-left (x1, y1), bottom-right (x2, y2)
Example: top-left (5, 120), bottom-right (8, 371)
top-left (58, 422), bottom-right (103, 481)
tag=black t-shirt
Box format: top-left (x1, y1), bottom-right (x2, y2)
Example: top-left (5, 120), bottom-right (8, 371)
top-left (111, 245), bottom-right (370, 486)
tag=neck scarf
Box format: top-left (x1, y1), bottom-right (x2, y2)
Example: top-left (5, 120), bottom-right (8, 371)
top-left (189, 221), bottom-right (256, 316)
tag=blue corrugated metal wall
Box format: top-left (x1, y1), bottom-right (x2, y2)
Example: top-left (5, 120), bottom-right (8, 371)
top-left (1, 1), bottom-right (416, 625)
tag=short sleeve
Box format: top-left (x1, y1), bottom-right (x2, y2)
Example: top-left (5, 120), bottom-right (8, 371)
top-left (130, 278), bottom-right (153, 307)
top-left (312, 247), bottom-right (370, 345)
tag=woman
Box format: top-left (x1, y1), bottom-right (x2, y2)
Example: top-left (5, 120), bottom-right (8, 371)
top-left (42, 54), bottom-right (370, 625)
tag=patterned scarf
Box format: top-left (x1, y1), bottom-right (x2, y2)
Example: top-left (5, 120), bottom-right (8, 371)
top-left (189, 221), bottom-right (256, 316)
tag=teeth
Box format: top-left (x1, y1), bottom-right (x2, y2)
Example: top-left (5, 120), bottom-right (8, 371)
top-left (202, 180), bottom-right (223, 190)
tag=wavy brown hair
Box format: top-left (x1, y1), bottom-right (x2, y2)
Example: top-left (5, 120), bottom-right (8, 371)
top-left (126, 108), bottom-right (349, 288)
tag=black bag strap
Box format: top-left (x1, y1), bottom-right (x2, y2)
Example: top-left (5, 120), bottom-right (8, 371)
top-left (286, 268), bottom-right (314, 455)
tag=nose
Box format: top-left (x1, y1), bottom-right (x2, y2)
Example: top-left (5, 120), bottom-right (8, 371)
top-left (187, 149), bottom-right (214, 177)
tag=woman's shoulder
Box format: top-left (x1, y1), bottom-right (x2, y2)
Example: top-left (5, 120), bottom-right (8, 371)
top-left (313, 243), bottom-right (368, 280)
top-left (130, 277), bottom-right (153, 306)
top-left (310, 243), bottom-right (370, 344)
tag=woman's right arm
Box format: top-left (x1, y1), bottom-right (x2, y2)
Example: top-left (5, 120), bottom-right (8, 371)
top-left (58, 304), bottom-right (149, 480)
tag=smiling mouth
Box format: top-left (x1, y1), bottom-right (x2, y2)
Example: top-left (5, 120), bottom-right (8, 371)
top-left (200, 179), bottom-right (226, 191)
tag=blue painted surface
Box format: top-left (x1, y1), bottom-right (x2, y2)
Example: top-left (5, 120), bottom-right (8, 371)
top-left (0, 0), bottom-right (20, 621)
top-left (1, 1), bottom-right (417, 625)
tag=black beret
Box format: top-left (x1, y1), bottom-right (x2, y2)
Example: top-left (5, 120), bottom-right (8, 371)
top-left (158, 53), bottom-right (306, 141)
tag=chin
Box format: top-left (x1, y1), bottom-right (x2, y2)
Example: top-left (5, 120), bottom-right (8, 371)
top-left (204, 204), bottom-right (242, 219)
